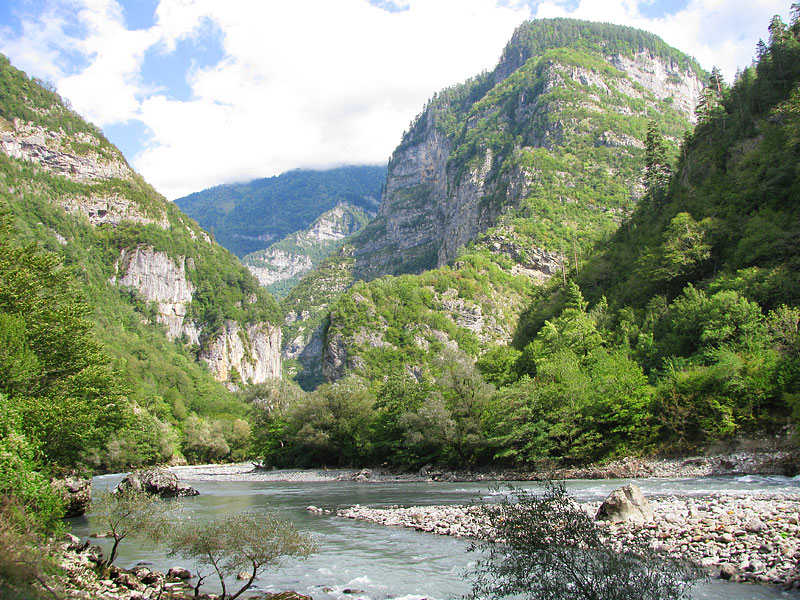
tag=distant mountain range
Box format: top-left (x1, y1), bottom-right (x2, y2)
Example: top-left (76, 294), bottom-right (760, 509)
top-left (174, 165), bottom-right (386, 258)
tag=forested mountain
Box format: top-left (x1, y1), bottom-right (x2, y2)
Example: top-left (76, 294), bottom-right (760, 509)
top-left (351, 18), bottom-right (702, 280)
top-left (284, 18), bottom-right (703, 387)
top-left (0, 55), bottom-right (282, 470)
top-left (253, 13), bottom-right (800, 470)
top-left (174, 165), bottom-right (385, 258)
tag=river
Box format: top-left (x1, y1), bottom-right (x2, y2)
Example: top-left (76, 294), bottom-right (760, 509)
top-left (67, 469), bottom-right (800, 600)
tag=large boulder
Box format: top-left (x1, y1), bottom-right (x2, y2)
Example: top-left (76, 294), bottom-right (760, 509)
top-left (52, 475), bottom-right (92, 517)
top-left (115, 468), bottom-right (199, 498)
top-left (595, 484), bottom-right (654, 523)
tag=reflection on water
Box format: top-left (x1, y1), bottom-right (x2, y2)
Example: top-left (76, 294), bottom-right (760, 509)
top-left (67, 473), bottom-right (800, 600)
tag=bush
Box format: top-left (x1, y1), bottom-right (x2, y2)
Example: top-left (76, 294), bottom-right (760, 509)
top-left (466, 482), bottom-right (703, 600)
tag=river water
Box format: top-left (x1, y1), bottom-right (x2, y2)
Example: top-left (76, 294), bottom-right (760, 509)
top-left (68, 470), bottom-right (800, 600)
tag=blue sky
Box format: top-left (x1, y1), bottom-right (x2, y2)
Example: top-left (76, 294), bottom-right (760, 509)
top-left (0, 0), bottom-right (792, 199)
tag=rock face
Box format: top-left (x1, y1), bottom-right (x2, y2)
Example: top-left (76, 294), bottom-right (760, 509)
top-left (111, 246), bottom-right (197, 343)
top-left (0, 118), bottom-right (132, 182)
top-left (115, 468), bottom-right (199, 498)
top-left (112, 246), bottom-right (282, 385)
top-left (199, 320), bottom-right (282, 385)
top-left (52, 476), bottom-right (92, 518)
top-left (243, 203), bottom-right (368, 291)
top-left (352, 22), bottom-right (703, 281)
top-left (59, 193), bottom-right (170, 229)
top-left (0, 117), bottom-right (170, 229)
top-left (595, 484), bottom-right (654, 523)
top-left (248, 250), bottom-right (314, 286)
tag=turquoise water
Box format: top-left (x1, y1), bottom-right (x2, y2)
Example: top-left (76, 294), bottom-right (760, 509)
top-left (67, 473), bottom-right (800, 600)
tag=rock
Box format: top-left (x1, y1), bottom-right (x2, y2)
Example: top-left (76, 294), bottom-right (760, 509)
top-left (129, 566), bottom-right (151, 579)
top-left (82, 543), bottom-right (104, 563)
top-left (595, 484), bottom-right (654, 523)
top-left (140, 571), bottom-right (163, 585)
top-left (51, 475), bottom-right (91, 517)
top-left (63, 532), bottom-right (82, 550)
top-left (237, 571), bottom-right (250, 580)
top-left (266, 592), bottom-right (313, 600)
top-left (719, 563), bottom-right (737, 580)
top-left (114, 572), bottom-right (144, 590)
top-left (115, 468), bottom-right (199, 498)
top-left (354, 468), bottom-right (371, 482)
top-left (744, 518), bottom-right (766, 533)
top-left (167, 567), bottom-right (192, 580)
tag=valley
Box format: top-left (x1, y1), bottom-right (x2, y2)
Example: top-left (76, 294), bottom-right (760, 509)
top-left (1, 7), bottom-right (800, 600)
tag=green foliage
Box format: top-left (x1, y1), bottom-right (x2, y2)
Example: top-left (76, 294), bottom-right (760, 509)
top-left (168, 512), bottom-right (316, 600)
top-left (176, 166), bottom-right (385, 258)
top-left (466, 482), bottom-right (703, 600)
top-left (0, 54), bottom-right (114, 146)
top-left (284, 378), bottom-right (376, 467)
top-left (0, 207), bottom-right (128, 467)
top-left (92, 488), bottom-right (175, 565)
top-left (0, 53), bottom-right (290, 470)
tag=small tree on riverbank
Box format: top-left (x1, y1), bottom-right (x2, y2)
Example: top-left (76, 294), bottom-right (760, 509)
top-left (92, 488), bottom-right (174, 566)
top-left (169, 512), bottom-right (316, 600)
top-left (466, 482), bottom-right (703, 600)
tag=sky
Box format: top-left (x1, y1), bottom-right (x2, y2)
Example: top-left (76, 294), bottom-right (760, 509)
top-left (0, 0), bottom-right (793, 200)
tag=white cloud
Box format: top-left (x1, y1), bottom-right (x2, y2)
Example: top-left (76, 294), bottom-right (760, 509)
top-left (0, 0), bottom-right (794, 199)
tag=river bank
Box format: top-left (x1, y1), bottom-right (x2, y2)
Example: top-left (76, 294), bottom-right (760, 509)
top-left (55, 536), bottom-right (310, 600)
top-left (336, 493), bottom-right (800, 588)
top-left (169, 448), bottom-right (800, 483)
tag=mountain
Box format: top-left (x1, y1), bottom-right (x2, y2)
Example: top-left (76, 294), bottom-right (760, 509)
top-left (256, 13), bottom-right (800, 471)
top-left (0, 54), bottom-right (282, 468)
top-left (242, 202), bottom-right (369, 299)
top-left (174, 165), bottom-right (386, 258)
top-left (283, 18), bottom-right (704, 387)
top-left (351, 18), bottom-right (703, 280)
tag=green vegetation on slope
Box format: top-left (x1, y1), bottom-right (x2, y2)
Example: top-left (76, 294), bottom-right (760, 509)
top-left (0, 55), bottom-right (280, 470)
top-left (243, 203), bottom-right (370, 299)
top-left (255, 12), bottom-right (800, 471)
top-left (353, 18), bottom-right (700, 279)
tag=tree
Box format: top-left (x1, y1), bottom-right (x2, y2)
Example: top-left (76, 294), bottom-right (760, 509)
top-left (0, 207), bottom-right (128, 467)
top-left (466, 482), bottom-right (703, 600)
top-left (91, 488), bottom-right (175, 565)
top-left (169, 512), bottom-right (316, 600)
top-left (643, 120), bottom-right (671, 205)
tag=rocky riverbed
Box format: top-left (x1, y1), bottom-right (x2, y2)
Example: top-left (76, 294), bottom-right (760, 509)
top-left (336, 493), bottom-right (800, 588)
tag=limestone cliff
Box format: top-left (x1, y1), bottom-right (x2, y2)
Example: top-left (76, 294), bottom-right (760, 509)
top-left (110, 246), bottom-right (198, 343)
top-left (110, 245), bottom-right (283, 385)
top-left (0, 116), bottom-right (170, 228)
top-left (199, 321), bottom-right (282, 386)
top-left (352, 19), bottom-right (704, 280)
top-left (243, 202), bottom-right (369, 297)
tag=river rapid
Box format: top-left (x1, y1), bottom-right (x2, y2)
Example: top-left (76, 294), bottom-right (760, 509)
top-left (68, 467), bottom-right (800, 600)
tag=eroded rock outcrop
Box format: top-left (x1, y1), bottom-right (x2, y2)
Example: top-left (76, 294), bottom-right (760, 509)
top-left (52, 475), bottom-right (92, 518)
top-left (111, 246), bottom-right (197, 342)
top-left (115, 468), bottom-right (199, 498)
top-left (199, 321), bottom-right (281, 385)
top-left (244, 203), bottom-right (367, 289)
top-left (595, 484), bottom-right (655, 523)
top-left (0, 118), bottom-right (132, 182)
